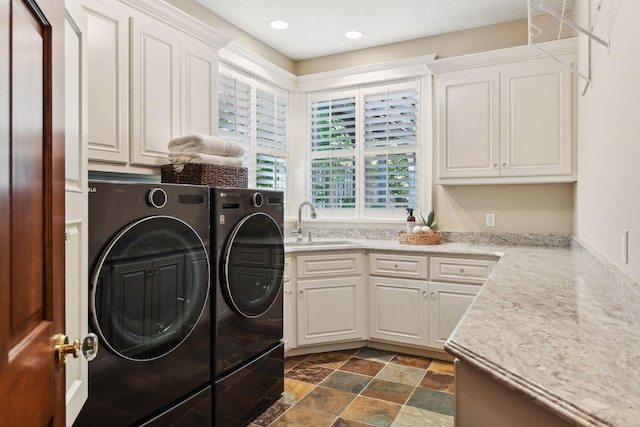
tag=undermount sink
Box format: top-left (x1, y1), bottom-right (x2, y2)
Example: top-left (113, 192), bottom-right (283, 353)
top-left (285, 240), bottom-right (359, 247)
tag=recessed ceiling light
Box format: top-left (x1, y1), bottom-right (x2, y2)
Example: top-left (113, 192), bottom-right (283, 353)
top-left (270, 20), bottom-right (289, 30)
top-left (345, 30), bottom-right (364, 40)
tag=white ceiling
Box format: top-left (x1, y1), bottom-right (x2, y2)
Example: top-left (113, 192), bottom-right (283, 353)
top-left (195, 0), bottom-right (529, 61)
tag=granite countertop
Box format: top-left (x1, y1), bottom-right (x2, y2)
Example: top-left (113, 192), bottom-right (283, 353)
top-left (283, 236), bottom-right (640, 426)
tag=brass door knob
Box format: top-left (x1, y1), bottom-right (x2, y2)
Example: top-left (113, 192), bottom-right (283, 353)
top-left (55, 333), bottom-right (99, 367)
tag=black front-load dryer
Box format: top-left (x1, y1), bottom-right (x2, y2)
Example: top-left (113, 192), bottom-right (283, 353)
top-left (75, 181), bottom-right (211, 427)
top-left (210, 188), bottom-right (285, 426)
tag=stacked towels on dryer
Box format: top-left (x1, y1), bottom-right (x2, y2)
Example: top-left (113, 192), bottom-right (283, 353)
top-left (167, 134), bottom-right (245, 168)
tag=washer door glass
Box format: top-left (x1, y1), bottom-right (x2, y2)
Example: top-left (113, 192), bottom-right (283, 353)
top-left (91, 216), bottom-right (209, 361)
top-left (223, 212), bottom-right (284, 318)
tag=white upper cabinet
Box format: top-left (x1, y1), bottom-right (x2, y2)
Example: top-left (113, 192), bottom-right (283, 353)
top-left (432, 39), bottom-right (576, 185)
top-left (82, 0), bottom-right (129, 164)
top-left (130, 15), bottom-right (181, 167)
top-left (82, 0), bottom-right (229, 173)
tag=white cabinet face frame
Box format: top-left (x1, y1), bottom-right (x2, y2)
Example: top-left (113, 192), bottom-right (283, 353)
top-left (283, 257), bottom-right (296, 351)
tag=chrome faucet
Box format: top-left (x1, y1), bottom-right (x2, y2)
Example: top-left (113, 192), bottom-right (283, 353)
top-left (295, 201), bottom-right (317, 242)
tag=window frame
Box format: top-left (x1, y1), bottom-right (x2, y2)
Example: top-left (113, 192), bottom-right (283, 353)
top-left (306, 78), bottom-right (423, 221)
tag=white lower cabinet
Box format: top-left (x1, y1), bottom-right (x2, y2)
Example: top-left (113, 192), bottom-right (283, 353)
top-left (287, 250), bottom-right (496, 353)
top-left (369, 276), bottom-right (429, 347)
top-left (427, 281), bottom-right (480, 350)
top-left (294, 252), bottom-right (364, 347)
top-left (296, 276), bottom-right (364, 346)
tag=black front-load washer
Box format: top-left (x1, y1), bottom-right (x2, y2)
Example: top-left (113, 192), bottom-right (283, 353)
top-left (75, 181), bottom-right (211, 427)
top-left (210, 187), bottom-right (285, 427)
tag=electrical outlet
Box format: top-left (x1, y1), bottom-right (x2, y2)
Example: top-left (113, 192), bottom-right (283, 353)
top-left (622, 229), bottom-right (628, 264)
top-left (486, 213), bottom-right (496, 227)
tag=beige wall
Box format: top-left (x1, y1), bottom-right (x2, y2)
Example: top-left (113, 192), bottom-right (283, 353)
top-left (575, 0), bottom-right (639, 283)
top-left (434, 184), bottom-right (574, 234)
top-left (295, 19), bottom-right (528, 75)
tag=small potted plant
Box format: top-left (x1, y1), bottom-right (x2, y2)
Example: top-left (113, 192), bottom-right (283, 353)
top-left (399, 210), bottom-right (441, 245)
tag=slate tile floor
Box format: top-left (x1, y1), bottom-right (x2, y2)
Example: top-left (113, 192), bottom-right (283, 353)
top-left (250, 347), bottom-right (455, 427)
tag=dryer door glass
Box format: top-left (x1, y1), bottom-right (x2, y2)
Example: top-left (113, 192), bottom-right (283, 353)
top-left (223, 212), bottom-right (284, 318)
top-left (91, 216), bottom-right (209, 361)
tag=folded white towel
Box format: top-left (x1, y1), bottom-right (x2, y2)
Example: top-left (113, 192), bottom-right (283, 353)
top-left (168, 151), bottom-right (244, 167)
top-left (168, 134), bottom-right (245, 158)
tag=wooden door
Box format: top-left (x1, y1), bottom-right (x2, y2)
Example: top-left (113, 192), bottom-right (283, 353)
top-left (0, 0), bottom-right (66, 426)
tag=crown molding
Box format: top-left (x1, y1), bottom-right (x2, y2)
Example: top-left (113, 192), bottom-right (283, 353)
top-left (120, 0), bottom-right (230, 48)
top-left (428, 38), bottom-right (577, 74)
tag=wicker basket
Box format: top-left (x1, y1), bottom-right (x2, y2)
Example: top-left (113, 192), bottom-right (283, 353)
top-left (161, 163), bottom-right (248, 188)
top-left (398, 230), bottom-right (441, 245)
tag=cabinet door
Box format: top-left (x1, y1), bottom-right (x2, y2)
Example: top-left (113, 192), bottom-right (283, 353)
top-left (369, 276), bottom-right (429, 346)
top-left (283, 258), bottom-right (296, 351)
top-left (181, 37), bottom-right (217, 136)
top-left (428, 281), bottom-right (480, 349)
top-left (82, 0), bottom-right (129, 164)
top-left (500, 59), bottom-right (573, 177)
top-left (297, 277), bottom-right (363, 346)
top-left (130, 14), bottom-right (181, 166)
top-left (437, 70), bottom-right (500, 179)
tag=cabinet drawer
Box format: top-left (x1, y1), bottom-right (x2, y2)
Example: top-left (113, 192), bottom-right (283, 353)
top-left (368, 253), bottom-right (427, 279)
top-left (296, 252), bottom-right (362, 279)
top-left (430, 257), bottom-right (497, 284)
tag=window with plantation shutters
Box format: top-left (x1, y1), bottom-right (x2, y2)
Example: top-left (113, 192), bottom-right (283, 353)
top-left (218, 65), bottom-right (288, 193)
top-left (307, 80), bottom-right (420, 219)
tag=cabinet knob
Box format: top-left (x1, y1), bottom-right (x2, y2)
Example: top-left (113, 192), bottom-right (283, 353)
top-left (430, 292), bottom-right (436, 299)
top-left (493, 163), bottom-right (499, 169)
top-left (423, 290), bottom-right (427, 297)
top-left (502, 162), bottom-right (508, 168)
top-left (394, 264), bottom-right (399, 271)
top-left (299, 290), bottom-right (304, 295)
top-left (460, 268), bottom-right (465, 275)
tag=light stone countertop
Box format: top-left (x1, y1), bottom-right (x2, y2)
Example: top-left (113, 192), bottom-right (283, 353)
top-left (284, 237), bottom-right (640, 427)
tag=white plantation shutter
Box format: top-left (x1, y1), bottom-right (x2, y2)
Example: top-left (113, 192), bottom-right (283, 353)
top-left (363, 82), bottom-right (419, 211)
top-left (218, 72), bottom-right (252, 146)
top-left (307, 80), bottom-right (420, 219)
top-left (255, 88), bottom-right (287, 190)
top-left (256, 89), bottom-right (287, 151)
top-left (364, 152), bottom-right (416, 209)
top-left (364, 87), bottom-right (418, 148)
top-left (218, 65), bottom-right (288, 194)
top-left (309, 94), bottom-right (357, 210)
top-left (256, 154), bottom-right (287, 191)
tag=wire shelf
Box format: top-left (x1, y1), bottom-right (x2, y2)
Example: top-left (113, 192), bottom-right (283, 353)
top-left (528, 0), bottom-right (609, 88)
